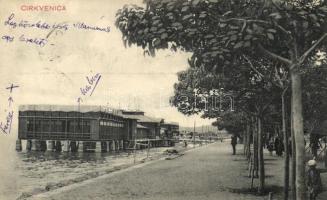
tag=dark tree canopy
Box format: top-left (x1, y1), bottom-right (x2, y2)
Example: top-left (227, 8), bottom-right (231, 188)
top-left (116, 0), bottom-right (327, 74)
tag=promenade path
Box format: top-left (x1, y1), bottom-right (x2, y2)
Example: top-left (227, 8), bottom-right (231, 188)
top-left (32, 141), bottom-right (327, 200)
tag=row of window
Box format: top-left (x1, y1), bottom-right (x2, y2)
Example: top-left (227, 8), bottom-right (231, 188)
top-left (26, 119), bottom-right (91, 133)
top-left (20, 111), bottom-right (123, 121)
top-left (26, 132), bottom-right (91, 140)
top-left (100, 121), bottom-right (124, 128)
top-left (99, 124), bottom-right (125, 140)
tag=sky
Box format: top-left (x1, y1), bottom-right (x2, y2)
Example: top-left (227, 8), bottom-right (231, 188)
top-left (0, 0), bottom-right (215, 144)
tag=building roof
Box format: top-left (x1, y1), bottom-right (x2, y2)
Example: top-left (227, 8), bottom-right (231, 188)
top-left (18, 105), bottom-right (139, 120)
top-left (119, 113), bottom-right (162, 123)
top-left (19, 105), bottom-right (164, 123)
top-left (19, 104), bottom-right (117, 113)
top-left (121, 110), bottom-right (145, 115)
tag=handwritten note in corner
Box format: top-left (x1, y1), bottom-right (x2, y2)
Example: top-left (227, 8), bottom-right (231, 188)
top-left (1, 12), bottom-right (111, 47)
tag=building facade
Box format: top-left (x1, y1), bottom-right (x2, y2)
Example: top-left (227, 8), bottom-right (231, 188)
top-left (18, 105), bottom-right (136, 142)
top-left (16, 105), bottom-right (178, 152)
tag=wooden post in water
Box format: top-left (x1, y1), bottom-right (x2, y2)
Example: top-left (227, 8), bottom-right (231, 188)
top-left (100, 142), bottom-right (107, 152)
top-left (16, 139), bottom-right (22, 151)
top-left (121, 140), bottom-right (124, 150)
top-left (70, 141), bottom-right (78, 152)
top-left (113, 140), bottom-right (116, 151)
top-left (116, 141), bottom-right (120, 153)
top-left (108, 141), bottom-right (111, 152)
top-left (26, 140), bottom-right (32, 151)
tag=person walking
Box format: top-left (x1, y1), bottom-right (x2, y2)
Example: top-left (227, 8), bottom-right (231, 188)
top-left (267, 138), bottom-right (274, 156)
top-left (184, 140), bottom-right (188, 148)
top-left (307, 159), bottom-right (322, 200)
top-left (274, 136), bottom-right (283, 156)
top-left (231, 134), bottom-right (237, 155)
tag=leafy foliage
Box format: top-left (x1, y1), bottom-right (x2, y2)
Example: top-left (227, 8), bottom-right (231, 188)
top-left (116, 0), bottom-right (327, 74)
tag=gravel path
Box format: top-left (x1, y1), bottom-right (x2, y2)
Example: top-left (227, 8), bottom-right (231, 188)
top-left (27, 139), bottom-right (327, 200)
top-left (32, 142), bottom-right (273, 200)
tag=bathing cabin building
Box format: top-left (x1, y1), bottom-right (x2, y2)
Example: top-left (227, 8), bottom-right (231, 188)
top-left (16, 105), bottom-right (178, 152)
top-left (17, 105), bottom-right (137, 152)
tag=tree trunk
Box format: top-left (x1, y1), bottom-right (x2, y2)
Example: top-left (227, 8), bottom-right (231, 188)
top-left (257, 117), bottom-right (265, 193)
top-left (291, 114), bottom-right (296, 200)
top-left (246, 124), bottom-right (251, 159)
top-left (253, 117), bottom-right (259, 178)
top-left (290, 70), bottom-right (306, 200)
top-left (243, 124), bottom-right (248, 158)
top-left (282, 90), bottom-right (290, 200)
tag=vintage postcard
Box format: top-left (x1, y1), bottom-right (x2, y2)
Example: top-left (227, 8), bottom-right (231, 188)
top-left (0, 0), bottom-right (326, 200)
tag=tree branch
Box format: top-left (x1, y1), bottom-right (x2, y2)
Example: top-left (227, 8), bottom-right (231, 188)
top-left (274, 65), bottom-right (284, 88)
top-left (262, 97), bottom-right (274, 113)
top-left (270, 0), bottom-right (282, 11)
top-left (258, 44), bottom-right (292, 65)
top-left (282, 86), bottom-right (289, 97)
top-left (298, 33), bottom-right (327, 65)
top-left (219, 18), bottom-right (292, 37)
top-left (242, 55), bottom-right (265, 78)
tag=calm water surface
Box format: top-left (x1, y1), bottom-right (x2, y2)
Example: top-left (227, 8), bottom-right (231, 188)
top-left (1, 144), bottom-right (164, 200)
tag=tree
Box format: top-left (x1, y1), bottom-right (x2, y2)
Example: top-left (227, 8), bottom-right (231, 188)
top-left (172, 54), bottom-right (283, 193)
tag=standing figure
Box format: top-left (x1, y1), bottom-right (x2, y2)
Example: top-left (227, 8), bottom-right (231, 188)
top-left (307, 160), bottom-right (322, 200)
top-left (231, 134), bottom-right (237, 155)
top-left (274, 136), bottom-right (284, 156)
top-left (267, 138), bottom-right (274, 156)
top-left (310, 134), bottom-right (319, 158)
top-left (184, 140), bottom-right (188, 148)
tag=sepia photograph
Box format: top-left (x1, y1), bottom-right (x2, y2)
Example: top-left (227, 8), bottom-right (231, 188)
top-left (0, 0), bottom-right (327, 199)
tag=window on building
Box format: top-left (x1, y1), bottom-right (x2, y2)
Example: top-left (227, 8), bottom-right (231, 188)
top-left (42, 120), bottom-right (50, 132)
top-left (67, 120), bottom-right (75, 132)
top-left (27, 120), bottom-right (33, 132)
top-left (51, 120), bottom-right (63, 132)
top-left (27, 111), bottom-right (34, 116)
top-left (60, 120), bottom-right (66, 132)
top-left (76, 120), bottom-right (82, 133)
top-left (83, 121), bottom-right (90, 133)
top-left (51, 120), bottom-right (56, 132)
top-left (55, 120), bottom-right (62, 132)
top-left (35, 119), bottom-right (41, 132)
top-left (52, 112), bottom-right (59, 117)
